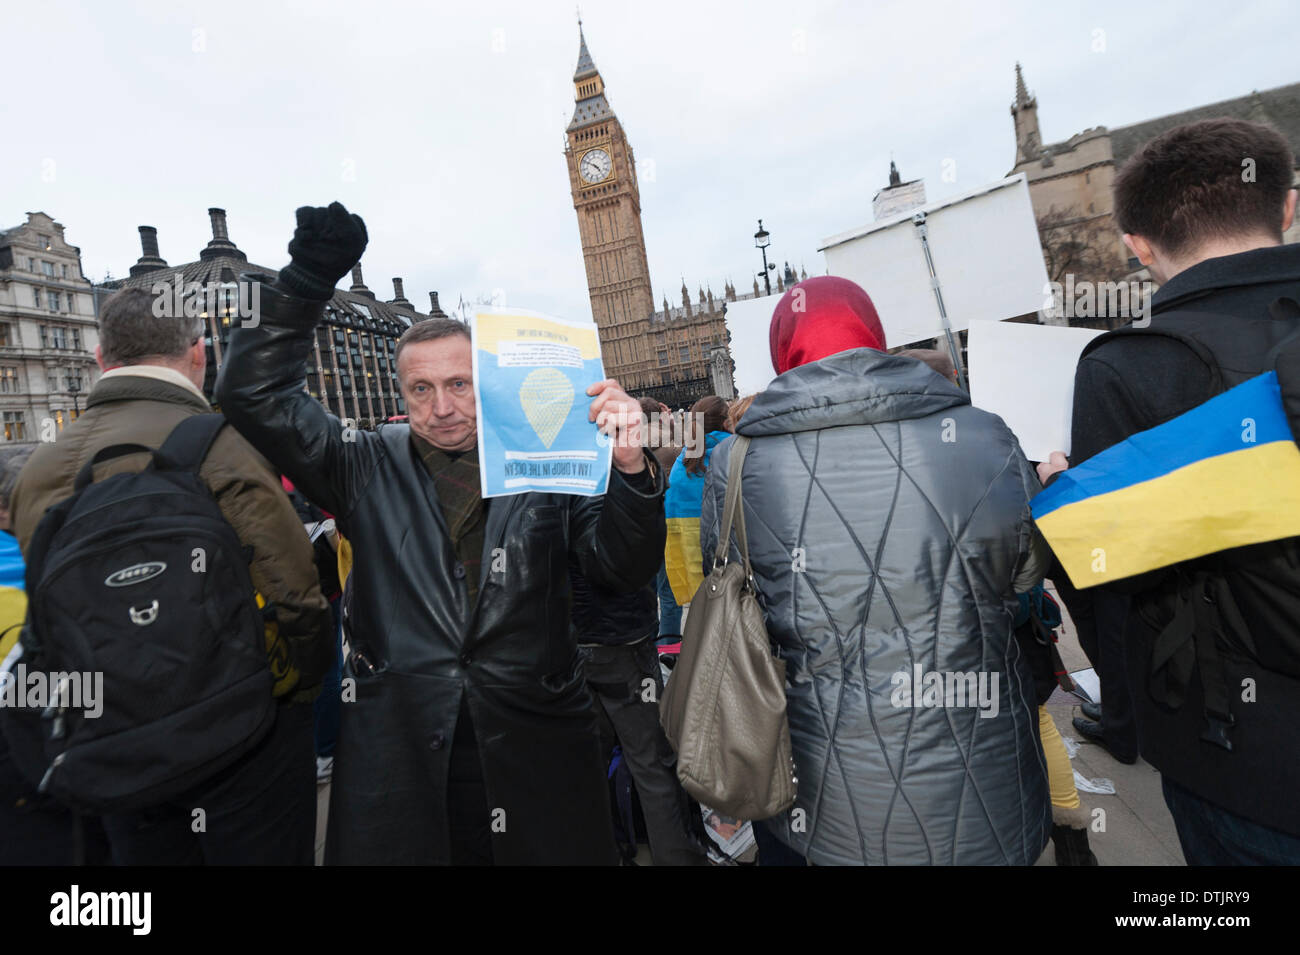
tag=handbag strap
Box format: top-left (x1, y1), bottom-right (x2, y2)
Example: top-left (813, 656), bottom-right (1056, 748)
top-left (712, 436), bottom-right (753, 581)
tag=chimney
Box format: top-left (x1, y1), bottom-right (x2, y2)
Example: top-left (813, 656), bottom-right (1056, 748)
top-left (349, 264), bottom-right (375, 299)
top-left (140, 226), bottom-right (161, 259)
top-left (209, 208), bottom-right (229, 241)
top-left (429, 291), bottom-right (451, 318)
top-left (200, 206), bottom-right (247, 262)
top-left (128, 225), bottom-right (169, 277)
top-left (390, 277), bottom-right (412, 308)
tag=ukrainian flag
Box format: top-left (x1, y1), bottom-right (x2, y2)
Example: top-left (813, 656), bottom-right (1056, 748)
top-left (1032, 371), bottom-right (1300, 588)
top-left (664, 430), bottom-right (730, 605)
top-left (0, 532), bottom-right (26, 660)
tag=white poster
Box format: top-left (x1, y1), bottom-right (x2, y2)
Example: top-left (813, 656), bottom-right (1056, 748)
top-left (819, 175), bottom-right (1049, 348)
top-left (721, 295), bottom-right (781, 397)
top-left (966, 319), bottom-right (1103, 463)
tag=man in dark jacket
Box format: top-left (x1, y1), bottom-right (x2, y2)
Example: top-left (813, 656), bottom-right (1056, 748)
top-left (215, 202), bottom-right (667, 865)
top-left (9, 287), bottom-right (331, 864)
top-left (1041, 118), bottom-right (1300, 863)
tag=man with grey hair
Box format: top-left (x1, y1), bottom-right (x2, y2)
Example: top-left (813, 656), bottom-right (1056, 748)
top-left (218, 201), bottom-right (667, 865)
top-left (7, 285), bottom-right (331, 865)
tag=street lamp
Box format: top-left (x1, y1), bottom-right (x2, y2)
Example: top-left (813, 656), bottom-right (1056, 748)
top-left (754, 219), bottom-right (774, 296)
top-left (67, 368), bottom-right (80, 418)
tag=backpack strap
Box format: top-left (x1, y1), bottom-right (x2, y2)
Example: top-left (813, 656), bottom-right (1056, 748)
top-left (155, 413), bottom-right (227, 475)
top-left (72, 443), bottom-right (155, 492)
top-left (1079, 318), bottom-right (1226, 394)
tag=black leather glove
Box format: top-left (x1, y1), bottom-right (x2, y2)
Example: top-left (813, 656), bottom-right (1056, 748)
top-left (279, 202), bottom-right (369, 301)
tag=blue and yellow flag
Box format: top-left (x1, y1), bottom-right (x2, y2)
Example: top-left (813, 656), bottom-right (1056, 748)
top-left (1032, 371), bottom-right (1300, 588)
top-left (664, 431), bottom-right (730, 605)
top-left (0, 532), bottom-right (27, 660)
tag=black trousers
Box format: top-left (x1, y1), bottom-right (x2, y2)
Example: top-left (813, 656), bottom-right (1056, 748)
top-left (1053, 579), bottom-right (1139, 760)
top-left (101, 701), bottom-right (316, 865)
top-left (447, 696), bottom-right (494, 866)
top-left (582, 637), bottom-right (709, 866)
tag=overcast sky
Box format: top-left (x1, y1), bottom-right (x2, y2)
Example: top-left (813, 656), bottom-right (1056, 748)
top-left (4, 0), bottom-right (1295, 322)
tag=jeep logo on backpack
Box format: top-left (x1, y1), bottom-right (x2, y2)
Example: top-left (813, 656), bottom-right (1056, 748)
top-left (105, 561), bottom-right (167, 588)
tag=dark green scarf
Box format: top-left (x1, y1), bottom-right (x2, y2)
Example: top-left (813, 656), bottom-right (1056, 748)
top-left (412, 435), bottom-right (487, 608)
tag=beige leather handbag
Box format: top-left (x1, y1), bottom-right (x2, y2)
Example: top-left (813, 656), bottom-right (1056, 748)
top-left (659, 436), bottom-right (796, 820)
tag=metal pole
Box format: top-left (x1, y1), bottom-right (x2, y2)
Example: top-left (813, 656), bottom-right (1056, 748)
top-left (760, 247), bottom-right (771, 297)
top-left (912, 213), bottom-right (968, 392)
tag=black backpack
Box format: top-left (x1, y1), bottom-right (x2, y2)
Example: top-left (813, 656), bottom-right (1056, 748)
top-left (14, 413), bottom-right (274, 814)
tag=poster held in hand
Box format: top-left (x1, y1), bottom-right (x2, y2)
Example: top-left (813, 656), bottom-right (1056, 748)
top-left (966, 319), bottom-right (1104, 462)
top-left (471, 307), bottom-right (612, 498)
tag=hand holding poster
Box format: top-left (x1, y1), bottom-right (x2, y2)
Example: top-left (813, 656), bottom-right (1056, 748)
top-left (471, 307), bottom-right (612, 498)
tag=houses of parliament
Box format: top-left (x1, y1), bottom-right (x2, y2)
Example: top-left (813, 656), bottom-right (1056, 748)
top-left (564, 25), bottom-right (801, 408)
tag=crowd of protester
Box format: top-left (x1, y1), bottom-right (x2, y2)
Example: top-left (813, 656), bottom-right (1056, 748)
top-left (0, 115), bottom-right (1297, 865)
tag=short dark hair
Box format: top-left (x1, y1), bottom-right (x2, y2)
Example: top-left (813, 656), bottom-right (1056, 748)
top-left (1113, 118), bottom-right (1295, 257)
top-left (394, 317), bottom-right (471, 372)
top-left (99, 287), bottom-right (204, 366)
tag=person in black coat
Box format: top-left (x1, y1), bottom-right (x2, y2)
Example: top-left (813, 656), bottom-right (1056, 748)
top-left (216, 203), bottom-right (667, 865)
top-left (1040, 118), bottom-right (1300, 864)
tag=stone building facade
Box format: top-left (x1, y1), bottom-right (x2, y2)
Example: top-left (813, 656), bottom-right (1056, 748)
top-left (1010, 64), bottom-right (1300, 281)
top-left (0, 212), bottom-right (101, 444)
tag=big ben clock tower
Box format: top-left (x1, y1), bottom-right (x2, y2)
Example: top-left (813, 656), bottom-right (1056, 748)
top-left (564, 23), bottom-right (655, 391)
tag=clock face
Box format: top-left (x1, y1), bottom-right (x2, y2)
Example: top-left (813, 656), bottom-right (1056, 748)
top-left (579, 148), bottom-right (612, 183)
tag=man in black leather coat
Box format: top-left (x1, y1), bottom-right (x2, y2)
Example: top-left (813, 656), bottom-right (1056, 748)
top-left (216, 203), bottom-right (667, 864)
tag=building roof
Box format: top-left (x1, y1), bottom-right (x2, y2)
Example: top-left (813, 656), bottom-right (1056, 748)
top-left (574, 25), bottom-right (598, 80)
top-left (1109, 82), bottom-right (1300, 168)
top-left (103, 255), bottom-right (426, 336)
top-left (100, 211), bottom-right (445, 335)
top-left (569, 94), bottom-right (613, 131)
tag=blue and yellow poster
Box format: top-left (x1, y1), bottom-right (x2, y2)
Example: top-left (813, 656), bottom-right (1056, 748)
top-left (472, 307), bottom-right (612, 498)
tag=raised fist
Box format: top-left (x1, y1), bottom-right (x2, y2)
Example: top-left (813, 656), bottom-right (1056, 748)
top-left (279, 202), bottom-right (369, 301)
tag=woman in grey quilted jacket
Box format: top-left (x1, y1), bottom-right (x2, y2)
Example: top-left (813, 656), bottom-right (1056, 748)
top-left (701, 276), bottom-right (1052, 865)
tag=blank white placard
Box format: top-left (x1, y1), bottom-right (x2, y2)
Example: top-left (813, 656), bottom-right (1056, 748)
top-left (966, 319), bottom-right (1103, 462)
top-left (819, 175), bottom-right (1049, 348)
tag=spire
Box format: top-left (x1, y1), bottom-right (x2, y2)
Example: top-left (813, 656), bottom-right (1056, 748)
top-left (1013, 62), bottom-right (1035, 110)
top-left (568, 21), bottom-right (611, 131)
top-left (888, 160), bottom-right (901, 187)
top-left (574, 20), bottom-right (597, 81)
top-left (1011, 61), bottom-right (1041, 165)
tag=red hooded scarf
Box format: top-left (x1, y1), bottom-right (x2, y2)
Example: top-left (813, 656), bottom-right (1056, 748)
top-left (769, 275), bottom-right (887, 375)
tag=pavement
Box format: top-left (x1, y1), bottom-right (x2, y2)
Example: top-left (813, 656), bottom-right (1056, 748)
top-left (313, 578), bottom-right (1187, 866)
top-left (1038, 580), bottom-right (1185, 866)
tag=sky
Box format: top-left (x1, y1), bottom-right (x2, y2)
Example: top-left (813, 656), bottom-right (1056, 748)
top-left (3, 0), bottom-right (1296, 323)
